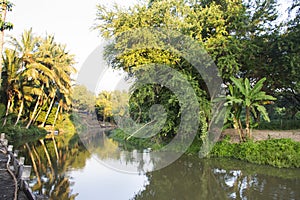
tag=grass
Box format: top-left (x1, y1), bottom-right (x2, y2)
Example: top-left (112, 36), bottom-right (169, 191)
top-left (209, 136), bottom-right (300, 168)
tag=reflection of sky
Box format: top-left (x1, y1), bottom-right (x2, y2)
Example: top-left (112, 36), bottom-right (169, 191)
top-left (70, 156), bottom-right (149, 200)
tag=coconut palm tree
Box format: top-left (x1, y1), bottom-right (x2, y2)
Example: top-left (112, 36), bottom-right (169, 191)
top-left (1, 49), bottom-right (22, 126)
top-left (34, 35), bottom-right (75, 127)
top-left (2, 29), bottom-right (75, 129)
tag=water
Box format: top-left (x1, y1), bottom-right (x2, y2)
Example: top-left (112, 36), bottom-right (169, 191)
top-left (15, 131), bottom-right (300, 200)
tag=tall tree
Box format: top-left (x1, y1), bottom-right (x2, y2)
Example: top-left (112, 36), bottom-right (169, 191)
top-left (94, 0), bottom-right (258, 140)
top-left (1, 49), bottom-right (21, 126)
top-left (0, 0), bottom-right (13, 86)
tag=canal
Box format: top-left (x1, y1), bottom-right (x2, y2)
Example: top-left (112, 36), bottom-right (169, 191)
top-left (13, 130), bottom-right (300, 200)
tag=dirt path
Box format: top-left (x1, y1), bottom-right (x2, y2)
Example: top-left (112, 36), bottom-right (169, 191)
top-left (222, 129), bottom-right (300, 143)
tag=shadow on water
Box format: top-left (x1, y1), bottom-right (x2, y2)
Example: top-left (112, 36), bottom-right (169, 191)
top-left (12, 128), bottom-right (300, 200)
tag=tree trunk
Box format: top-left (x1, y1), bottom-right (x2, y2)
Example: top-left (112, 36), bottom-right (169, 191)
top-left (52, 104), bottom-right (60, 127)
top-left (14, 99), bottom-right (24, 126)
top-left (238, 119), bottom-right (245, 142)
top-left (32, 95), bottom-right (47, 124)
top-left (0, 2), bottom-right (8, 86)
top-left (245, 106), bottom-right (251, 139)
top-left (233, 117), bottom-right (243, 142)
top-left (42, 96), bottom-right (55, 127)
top-left (26, 85), bottom-right (44, 129)
top-left (2, 98), bottom-right (11, 126)
top-left (26, 95), bottom-right (41, 128)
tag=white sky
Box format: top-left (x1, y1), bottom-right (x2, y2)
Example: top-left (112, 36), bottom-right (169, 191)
top-left (6, 0), bottom-right (138, 93)
top-left (7, 0), bottom-right (138, 68)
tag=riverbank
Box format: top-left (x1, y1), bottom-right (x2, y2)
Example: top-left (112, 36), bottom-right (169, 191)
top-left (207, 129), bottom-right (300, 168)
top-left (108, 129), bottom-right (300, 169)
top-left (0, 125), bottom-right (47, 139)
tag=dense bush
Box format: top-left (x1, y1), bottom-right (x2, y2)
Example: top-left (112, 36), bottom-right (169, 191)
top-left (210, 137), bottom-right (300, 168)
top-left (55, 113), bottom-right (76, 135)
top-left (0, 125), bottom-right (47, 140)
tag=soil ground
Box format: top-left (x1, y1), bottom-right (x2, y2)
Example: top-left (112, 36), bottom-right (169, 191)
top-left (222, 129), bottom-right (300, 143)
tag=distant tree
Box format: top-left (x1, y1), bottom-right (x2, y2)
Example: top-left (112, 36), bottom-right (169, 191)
top-left (95, 91), bottom-right (112, 122)
top-left (72, 85), bottom-right (95, 113)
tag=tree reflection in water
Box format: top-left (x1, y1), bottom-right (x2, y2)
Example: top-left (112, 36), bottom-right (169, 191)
top-left (132, 156), bottom-right (300, 200)
top-left (21, 133), bottom-right (91, 199)
top-left (16, 131), bottom-right (300, 200)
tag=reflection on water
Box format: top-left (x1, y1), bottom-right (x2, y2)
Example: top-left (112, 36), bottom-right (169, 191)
top-left (15, 130), bottom-right (300, 200)
top-left (133, 156), bottom-right (300, 200)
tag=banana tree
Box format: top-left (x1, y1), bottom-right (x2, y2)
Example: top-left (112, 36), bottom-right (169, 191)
top-left (226, 77), bottom-right (276, 140)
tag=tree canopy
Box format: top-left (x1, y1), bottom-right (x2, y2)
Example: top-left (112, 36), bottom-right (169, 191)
top-left (94, 0), bottom-right (297, 142)
top-left (0, 29), bottom-right (76, 128)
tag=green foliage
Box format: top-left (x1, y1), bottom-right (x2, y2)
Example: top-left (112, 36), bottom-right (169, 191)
top-left (108, 128), bottom-right (165, 151)
top-left (0, 29), bottom-right (75, 129)
top-left (224, 77), bottom-right (276, 140)
top-left (0, 125), bottom-right (47, 139)
top-left (72, 85), bottom-right (95, 113)
top-left (55, 113), bottom-right (76, 135)
top-left (95, 90), bottom-right (130, 123)
top-left (240, 0), bottom-right (300, 116)
top-left (210, 138), bottom-right (300, 168)
top-left (95, 0), bottom-right (248, 80)
top-left (69, 112), bottom-right (88, 133)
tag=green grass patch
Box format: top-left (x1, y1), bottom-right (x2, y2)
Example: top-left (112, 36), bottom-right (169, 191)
top-left (210, 137), bottom-right (300, 168)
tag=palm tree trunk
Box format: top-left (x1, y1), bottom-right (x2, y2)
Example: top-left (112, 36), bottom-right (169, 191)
top-left (32, 95), bottom-right (47, 124)
top-left (52, 104), bottom-right (60, 127)
top-left (26, 85), bottom-right (44, 129)
top-left (2, 98), bottom-right (11, 126)
top-left (26, 95), bottom-right (41, 128)
top-left (14, 99), bottom-right (24, 126)
top-left (42, 96), bottom-right (55, 127)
